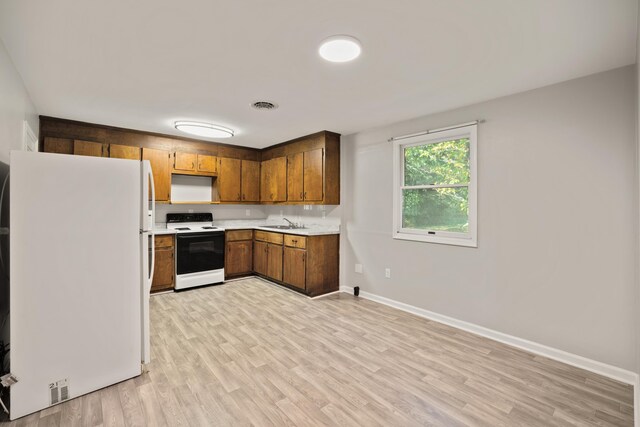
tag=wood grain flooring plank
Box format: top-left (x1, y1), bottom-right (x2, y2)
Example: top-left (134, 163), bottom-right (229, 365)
top-left (3, 278), bottom-right (633, 427)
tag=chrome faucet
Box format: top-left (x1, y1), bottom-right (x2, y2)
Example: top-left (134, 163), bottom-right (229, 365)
top-left (283, 217), bottom-right (296, 227)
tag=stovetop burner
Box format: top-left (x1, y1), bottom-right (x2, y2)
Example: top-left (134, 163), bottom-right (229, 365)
top-left (201, 226), bottom-right (217, 230)
top-left (175, 227), bottom-right (190, 231)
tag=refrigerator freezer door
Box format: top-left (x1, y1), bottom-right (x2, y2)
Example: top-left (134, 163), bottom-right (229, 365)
top-left (10, 152), bottom-right (143, 419)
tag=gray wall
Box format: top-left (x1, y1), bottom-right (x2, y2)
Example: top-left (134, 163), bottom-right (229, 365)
top-left (0, 39), bottom-right (37, 163)
top-left (341, 66), bottom-right (637, 371)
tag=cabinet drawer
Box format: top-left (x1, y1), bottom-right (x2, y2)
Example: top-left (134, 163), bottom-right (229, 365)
top-left (155, 234), bottom-right (174, 249)
top-left (226, 230), bottom-right (253, 241)
top-left (254, 230), bottom-right (283, 244)
top-left (284, 234), bottom-right (306, 249)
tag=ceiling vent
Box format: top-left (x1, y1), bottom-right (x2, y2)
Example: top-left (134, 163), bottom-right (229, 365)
top-left (251, 101), bottom-right (278, 110)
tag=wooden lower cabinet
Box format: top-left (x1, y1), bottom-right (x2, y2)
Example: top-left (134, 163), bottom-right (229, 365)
top-left (253, 240), bottom-right (268, 276)
top-left (225, 230), bottom-right (253, 278)
top-left (253, 231), bottom-right (338, 297)
top-left (283, 247), bottom-right (305, 290)
top-left (267, 244), bottom-right (283, 282)
top-left (151, 235), bottom-right (174, 293)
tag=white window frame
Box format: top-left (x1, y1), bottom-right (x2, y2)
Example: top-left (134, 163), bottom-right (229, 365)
top-left (392, 124), bottom-right (477, 247)
top-left (22, 120), bottom-right (38, 152)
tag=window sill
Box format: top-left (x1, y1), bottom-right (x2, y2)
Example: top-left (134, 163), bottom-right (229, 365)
top-left (393, 232), bottom-right (477, 248)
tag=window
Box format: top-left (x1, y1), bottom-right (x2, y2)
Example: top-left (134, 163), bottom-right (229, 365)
top-left (393, 124), bottom-right (477, 247)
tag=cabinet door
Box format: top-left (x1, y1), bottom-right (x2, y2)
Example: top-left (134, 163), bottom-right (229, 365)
top-left (271, 157), bottom-right (287, 202)
top-left (218, 157), bottom-right (242, 201)
top-left (151, 247), bottom-right (174, 292)
top-left (142, 148), bottom-right (171, 202)
top-left (226, 240), bottom-right (253, 276)
top-left (283, 247), bottom-right (306, 290)
top-left (43, 137), bottom-right (73, 154)
top-left (197, 154), bottom-right (217, 173)
top-left (74, 140), bottom-right (104, 157)
top-left (241, 160), bottom-right (260, 202)
top-left (110, 144), bottom-right (141, 160)
top-left (254, 241), bottom-right (268, 276)
top-left (287, 152), bottom-right (304, 202)
top-left (267, 243), bottom-right (283, 281)
top-left (260, 159), bottom-right (272, 202)
top-left (174, 152), bottom-right (197, 172)
top-left (304, 149), bottom-right (323, 201)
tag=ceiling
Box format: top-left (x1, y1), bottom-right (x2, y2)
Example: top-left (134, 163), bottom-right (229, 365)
top-left (0, 0), bottom-right (637, 148)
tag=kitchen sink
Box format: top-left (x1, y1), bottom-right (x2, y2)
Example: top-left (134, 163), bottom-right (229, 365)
top-left (261, 225), bottom-right (307, 230)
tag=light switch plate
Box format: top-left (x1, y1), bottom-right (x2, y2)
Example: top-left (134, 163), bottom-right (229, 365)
top-left (385, 268), bottom-right (391, 278)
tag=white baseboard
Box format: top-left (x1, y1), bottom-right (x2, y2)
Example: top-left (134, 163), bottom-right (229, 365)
top-left (339, 286), bottom-right (638, 386)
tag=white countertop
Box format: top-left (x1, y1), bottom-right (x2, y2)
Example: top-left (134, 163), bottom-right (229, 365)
top-left (153, 220), bottom-right (340, 236)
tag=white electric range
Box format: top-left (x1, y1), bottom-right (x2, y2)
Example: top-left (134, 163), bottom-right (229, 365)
top-left (166, 213), bottom-right (225, 290)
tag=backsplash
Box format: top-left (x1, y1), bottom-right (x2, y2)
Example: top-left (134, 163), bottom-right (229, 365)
top-left (155, 204), bottom-right (267, 223)
top-left (154, 203), bottom-right (341, 226)
top-left (264, 205), bottom-right (341, 227)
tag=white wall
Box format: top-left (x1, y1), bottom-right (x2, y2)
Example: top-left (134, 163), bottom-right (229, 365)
top-left (342, 66), bottom-right (637, 371)
top-left (0, 39), bottom-right (37, 163)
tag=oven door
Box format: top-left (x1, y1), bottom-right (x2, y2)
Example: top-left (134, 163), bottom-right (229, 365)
top-left (176, 231), bottom-right (224, 275)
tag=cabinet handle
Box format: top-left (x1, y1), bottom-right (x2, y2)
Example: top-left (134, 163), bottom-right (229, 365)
top-left (242, 194), bottom-right (245, 200)
top-left (192, 162), bottom-right (194, 169)
top-left (238, 193), bottom-right (241, 200)
top-left (304, 191), bottom-right (307, 199)
top-left (300, 192), bottom-right (303, 199)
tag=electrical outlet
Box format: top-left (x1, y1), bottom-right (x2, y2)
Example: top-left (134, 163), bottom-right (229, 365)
top-left (385, 268), bottom-right (391, 278)
top-left (245, 209), bottom-right (251, 217)
top-left (355, 264), bottom-right (363, 274)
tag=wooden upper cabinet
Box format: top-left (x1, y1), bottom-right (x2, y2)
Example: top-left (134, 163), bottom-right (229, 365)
top-left (142, 147), bottom-right (171, 202)
top-left (74, 140), bottom-right (104, 157)
top-left (174, 151), bottom-right (197, 172)
top-left (303, 149), bottom-right (323, 201)
top-left (109, 144), bottom-right (141, 160)
top-left (261, 157), bottom-right (287, 202)
top-left (197, 154), bottom-right (217, 174)
top-left (173, 152), bottom-right (217, 175)
top-left (43, 137), bottom-right (73, 155)
top-left (287, 152), bottom-right (304, 202)
top-left (218, 157), bottom-right (242, 202)
top-left (241, 160), bottom-right (260, 202)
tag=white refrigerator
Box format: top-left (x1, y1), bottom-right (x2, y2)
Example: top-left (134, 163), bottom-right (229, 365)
top-left (8, 151), bottom-right (155, 420)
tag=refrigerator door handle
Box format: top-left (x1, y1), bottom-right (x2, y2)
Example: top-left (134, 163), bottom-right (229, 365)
top-left (148, 166), bottom-right (156, 282)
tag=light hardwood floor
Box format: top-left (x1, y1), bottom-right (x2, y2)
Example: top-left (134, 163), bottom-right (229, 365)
top-left (1, 277), bottom-right (634, 426)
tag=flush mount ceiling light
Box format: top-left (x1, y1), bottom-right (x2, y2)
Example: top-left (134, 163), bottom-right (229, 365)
top-left (174, 121), bottom-right (234, 138)
top-left (318, 35), bottom-right (362, 63)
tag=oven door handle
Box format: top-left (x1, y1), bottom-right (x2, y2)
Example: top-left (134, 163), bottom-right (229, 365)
top-left (176, 232), bottom-right (224, 240)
